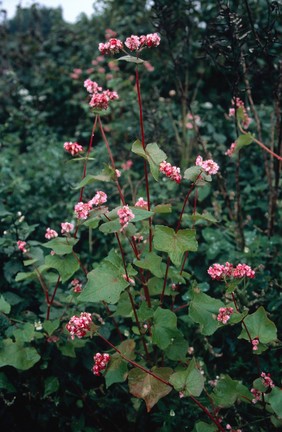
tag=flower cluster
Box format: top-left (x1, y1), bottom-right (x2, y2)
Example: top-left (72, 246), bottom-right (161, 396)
top-left (45, 228), bottom-right (58, 239)
top-left (207, 262), bottom-right (255, 281)
top-left (217, 307), bottom-right (234, 324)
top-left (186, 113), bottom-right (201, 129)
top-left (229, 97), bottom-right (251, 129)
top-left (98, 33), bottom-right (160, 56)
top-left (121, 159), bottom-right (133, 170)
top-left (71, 278), bottom-right (82, 293)
top-left (92, 353), bottom-right (110, 376)
top-left (65, 312), bottom-right (92, 340)
top-left (134, 197), bottom-right (148, 209)
top-left (159, 161), bottom-right (182, 183)
top-left (195, 155), bottom-right (219, 175)
top-left (251, 338), bottom-right (259, 351)
top-left (84, 79), bottom-right (119, 111)
top-left (261, 372), bottom-right (275, 388)
top-left (64, 141), bottom-right (84, 156)
top-left (98, 38), bottom-right (124, 55)
top-left (17, 240), bottom-right (27, 253)
top-left (74, 191), bottom-right (108, 220)
top-left (225, 142), bottom-right (237, 157)
top-left (251, 388), bottom-right (262, 404)
top-left (117, 205), bottom-right (135, 230)
top-left (61, 222), bottom-right (74, 234)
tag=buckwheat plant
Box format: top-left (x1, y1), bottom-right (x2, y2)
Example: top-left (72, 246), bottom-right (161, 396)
top-left (5, 31), bottom-right (281, 431)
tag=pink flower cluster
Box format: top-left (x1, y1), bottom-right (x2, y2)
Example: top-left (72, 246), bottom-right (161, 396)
top-left (117, 205), bottom-right (135, 230)
top-left (251, 387), bottom-right (261, 404)
top-left (195, 155), bottom-right (219, 175)
top-left (225, 142), bottom-right (237, 157)
top-left (207, 262), bottom-right (255, 281)
top-left (217, 307), bottom-right (234, 324)
top-left (64, 142), bottom-right (84, 156)
top-left (98, 38), bottom-right (124, 55)
top-left (74, 191), bottom-right (107, 220)
top-left (229, 97), bottom-right (251, 129)
top-left (65, 312), bottom-right (92, 340)
top-left (61, 222), bottom-right (74, 234)
top-left (251, 338), bottom-right (259, 351)
top-left (71, 278), bottom-right (82, 293)
top-left (135, 197), bottom-right (148, 209)
top-left (17, 240), bottom-right (27, 253)
top-left (121, 159), bottom-right (133, 170)
top-left (124, 33), bottom-right (161, 51)
top-left (261, 372), bottom-right (275, 388)
top-left (159, 161), bottom-right (182, 183)
top-left (45, 228), bottom-right (58, 239)
top-left (84, 79), bottom-right (119, 110)
top-left (92, 353), bottom-right (110, 376)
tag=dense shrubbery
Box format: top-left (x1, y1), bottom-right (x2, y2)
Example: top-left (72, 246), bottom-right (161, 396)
top-left (0, 1), bottom-right (281, 431)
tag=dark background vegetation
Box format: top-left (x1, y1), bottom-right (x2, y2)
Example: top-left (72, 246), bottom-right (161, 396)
top-left (0, 1), bottom-right (281, 431)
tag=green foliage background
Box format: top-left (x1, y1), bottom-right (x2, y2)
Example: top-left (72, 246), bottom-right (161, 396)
top-left (0, 1), bottom-right (281, 431)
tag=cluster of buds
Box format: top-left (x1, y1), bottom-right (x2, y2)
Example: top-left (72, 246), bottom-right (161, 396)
top-left (64, 141), bottom-right (84, 156)
top-left (45, 228), bottom-right (58, 240)
top-left (61, 222), bottom-right (74, 234)
top-left (65, 312), bottom-right (92, 339)
top-left (207, 262), bottom-right (255, 281)
top-left (134, 197), bottom-right (148, 209)
top-left (251, 338), bottom-right (259, 351)
top-left (117, 205), bottom-right (135, 230)
top-left (261, 372), bottom-right (275, 388)
top-left (17, 240), bottom-right (27, 253)
top-left (195, 155), bottom-right (219, 175)
top-left (159, 161), bottom-right (182, 183)
top-left (251, 387), bottom-right (262, 404)
top-left (84, 79), bottom-right (119, 111)
top-left (74, 191), bottom-right (108, 220)
top-left (225, 142), bottom-right (237, 157)
top-left (98, 33), bottom-right (160, 55)
top-left (71, 278), bottom-right (83, 293)
top-left (229, 97), bottom-right (251, 129)
top-left (217, 307), bottom-right (234, 324)
top-left (92, 353), bottom-right (110, 376)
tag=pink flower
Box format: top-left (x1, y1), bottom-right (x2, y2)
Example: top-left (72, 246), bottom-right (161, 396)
top-left (134, 197), bottom-right (148, 209)
top-left (251, 387), bottom-right (262, 404)
top-left (92, 352), bottom-right (110, 376)
top-left (105, 28), bottom-right (117, 40)
top-left (61, 222), bottom-right (74, 234)
top-left (84, 79), bottom-right (102, 94)
top-left (117, 205), bottom-right (135, 230)
top-left (159, 161), bottom-right (182, 183)
top-left (251, 338), bottom-right (259, 351)
top-left (45, 228), bottom-right (58, 240)
top-left (17, 240), bottom-right (27, 253)
top-left (145, 33), bottom-right (161, 47)
top-left (71, 278), bottom-right (82, 293)
top-left (229, 97), bottom-right (251, 129)
top-left (108, 61), bottom-right (119, 72)
top-left (115, 169), bottom-right (121, 178)
top-left (66, 312), bottom-right (93, 340)
top-left (98, 38), bottom-right (123, 55)
top-left (195, 155), bottom-right (219, 175)
top-left (225, 142), bottom-right (237, 157)
top-left (121, 159), bottom-right (133, 170)
top-left (233, 263), bottom-right (255, 279)
top-left (217, 307), bottom-right (234, 324)
top-left (207, 262), bottom-right (255, 281)
top-left (88, 191), bottom-right (107, 207)
top-left (261, 372), bottom-right (275, 388)
top-left (144, 61), bottom-right (155, 72)
top-left (89, 92), bottom-right (110, 110)
top-left (125, 35), bottom-right (141, 51)
top-left (74, 202), bottom-right (92, 220)
top-left (64, 142), bottom-right (84, 156)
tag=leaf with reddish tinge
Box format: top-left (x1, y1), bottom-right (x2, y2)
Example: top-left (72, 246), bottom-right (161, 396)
top-left (128, 367), bottom-right (173, 412)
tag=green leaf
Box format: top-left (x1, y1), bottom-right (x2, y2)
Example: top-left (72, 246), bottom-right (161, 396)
top-left (154, 225), bottom-right (198, 267)
top-left (113, 292), bottom-right (133, 317)
top-left (45, 253), bottom-right (80, 282)
top-left (211, 375), bottom-right (252, 407)
top-left (152, 307), bottom-right (183, 350)
top-left (193, 421), bottom-right (217, 432)
top-left (117, 55), bottom-right (144, 64)
top-left (99, 219), bottom-right (121, 234)
top-left (83, 217), bottom-right (100, 229)
top-left (145, 143), bottom-right (167, 181)
top-left (128, 367), bottom-right (173, 412)
top-left (44, 376), bottom-right (59, 398)
top-left (191, 212), bottom-right (217, 224)
top-left (75, 172), bottom-right (112, 189)
top-left (134, 252), bottom-right (164, 278)
top-left (132, 139), bottom-right (147, 158)
top-left (165, 335), bottom-right (189, 361)
top-left (0, 339), bottom-right (40, 370)
top-left (79, 262), bottom-right (129, 304)
top-left (238, 306), bottom-right (277, 346)
top-left (105, 339), bottom-right (135, 388)
top-left (13, 323), bottom-right (36, 343)
top-left (153, 204), bottom-right (172, 214)
top-left (265, 387), bottom-right (282, 418)
top-left (235, 133), bottom-right (254, 152)
top-left (184, 166), bottom-right (202, 182)
top-left (169, 358), bottom-right (205, 397)
top-left (43, 319), bottom-right (60, 336)
top-left (189, 288), bottom-right (224, 335)
top-left (130, 207), bottom-right (154, 222)
top-left (42, 237), bottom-right (79, 255)
top-left (0, 372), bottom-right (16, 392)
top-left (0, 295), bottom-right (11, 314)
